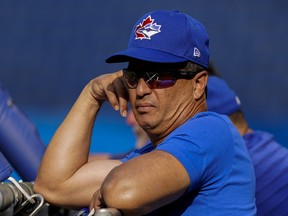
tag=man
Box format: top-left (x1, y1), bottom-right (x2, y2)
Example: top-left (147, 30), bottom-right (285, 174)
top-left (34, 10), bottom-right (256, 215)
top-left (207, 75), bottom-right (288, 216)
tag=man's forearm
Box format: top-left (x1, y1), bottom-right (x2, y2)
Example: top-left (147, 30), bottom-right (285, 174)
top-left (34, 83), bottom-right (102, 202)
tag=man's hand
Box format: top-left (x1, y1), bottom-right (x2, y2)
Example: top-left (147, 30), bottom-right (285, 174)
top-left (90, 189), bottom-right (106, 211)
top-left (88, 70), bottom-right (129, 117)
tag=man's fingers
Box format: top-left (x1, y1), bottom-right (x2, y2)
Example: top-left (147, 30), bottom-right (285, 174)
top-left (90, 189), bottom-right (103, 210)
top-left (106, 75), bottom-right (129, 117)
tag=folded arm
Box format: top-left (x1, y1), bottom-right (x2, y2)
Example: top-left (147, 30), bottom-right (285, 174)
top-left (34, 71), bottom-right (128, 207)
top-left (91, 150), bottom-right (190, 215)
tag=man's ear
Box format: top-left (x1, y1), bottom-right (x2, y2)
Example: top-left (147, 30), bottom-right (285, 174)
top-left (193, 71), bottom-right (208, 100)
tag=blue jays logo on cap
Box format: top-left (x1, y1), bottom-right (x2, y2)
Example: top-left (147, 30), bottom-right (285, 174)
top-left (135, 15), bottom-right (161, 40)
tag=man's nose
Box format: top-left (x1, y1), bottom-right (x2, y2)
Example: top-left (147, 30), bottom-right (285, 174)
top-left (136, 78), bottom-right (152, 96)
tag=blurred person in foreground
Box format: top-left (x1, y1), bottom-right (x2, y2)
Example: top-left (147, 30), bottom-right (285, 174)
top-left (89, 109), bottom-right (149, 160)
top-left (125, 109), bottom-right (149, 149)
top-left (34, 10), bottom-right (256, 215)
top-left (207, 74), bottom-right (288, 216)
top-left (0, 81), bottom-right (46, 181)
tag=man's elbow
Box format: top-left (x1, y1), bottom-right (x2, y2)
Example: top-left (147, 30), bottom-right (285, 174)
top-left (33, 178), bottom-right (64, 206)
top-left (33, 180), bottom-right (53, 203)
top-left (100, 173), bottom-right (152, 215)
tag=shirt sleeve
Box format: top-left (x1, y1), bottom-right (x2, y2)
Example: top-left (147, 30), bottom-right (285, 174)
top-left (156, 115), bottom-right (235, 193)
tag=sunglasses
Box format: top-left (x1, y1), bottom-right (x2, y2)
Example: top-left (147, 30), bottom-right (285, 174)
top-left (123, 68), bottom-right (202, 89)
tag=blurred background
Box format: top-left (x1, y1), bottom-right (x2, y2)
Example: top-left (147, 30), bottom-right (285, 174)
top-left (1, 0), bottom-right (287, 155)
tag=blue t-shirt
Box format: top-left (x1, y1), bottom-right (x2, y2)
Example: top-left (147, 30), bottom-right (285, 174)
top-left (122, 112), bottom-right (256, 215)
top-left (244, 130), bottom-right (288, 216)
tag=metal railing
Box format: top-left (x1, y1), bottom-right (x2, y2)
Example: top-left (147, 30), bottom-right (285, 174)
top-left (0, 177), bottom-right (44, 216)
top-left (0, 177), bottom-right (122, 216)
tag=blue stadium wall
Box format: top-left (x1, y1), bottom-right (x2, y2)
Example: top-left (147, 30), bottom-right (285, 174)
top-left (1, 0), bottom-right (287, 150)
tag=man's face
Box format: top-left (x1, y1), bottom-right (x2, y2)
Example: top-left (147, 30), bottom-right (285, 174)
top-left (125, 60), bottom-right (199, 142)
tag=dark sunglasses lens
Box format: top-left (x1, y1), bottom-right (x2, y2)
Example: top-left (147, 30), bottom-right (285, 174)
top-left (146, 73), bottom-right (176, 89)
top-left (124, 70), bottom-right (138, 88)
top-left (154, 79), bottom-right (176, 88)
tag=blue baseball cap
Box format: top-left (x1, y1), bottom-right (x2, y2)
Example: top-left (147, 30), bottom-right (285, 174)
top-left (106, 10), bottom-right (210, 68)
top-left (207, 76), bottom-right (241, 115)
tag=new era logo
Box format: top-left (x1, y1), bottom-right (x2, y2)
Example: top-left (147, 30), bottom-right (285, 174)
top-left (193, 47), bottom-right (201, 57)
top-left (134, 15), bottom-right (161, 40)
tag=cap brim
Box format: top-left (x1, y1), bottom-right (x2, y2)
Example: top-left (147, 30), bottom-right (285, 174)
top-left (105, 47), bottom-right (187, 63)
